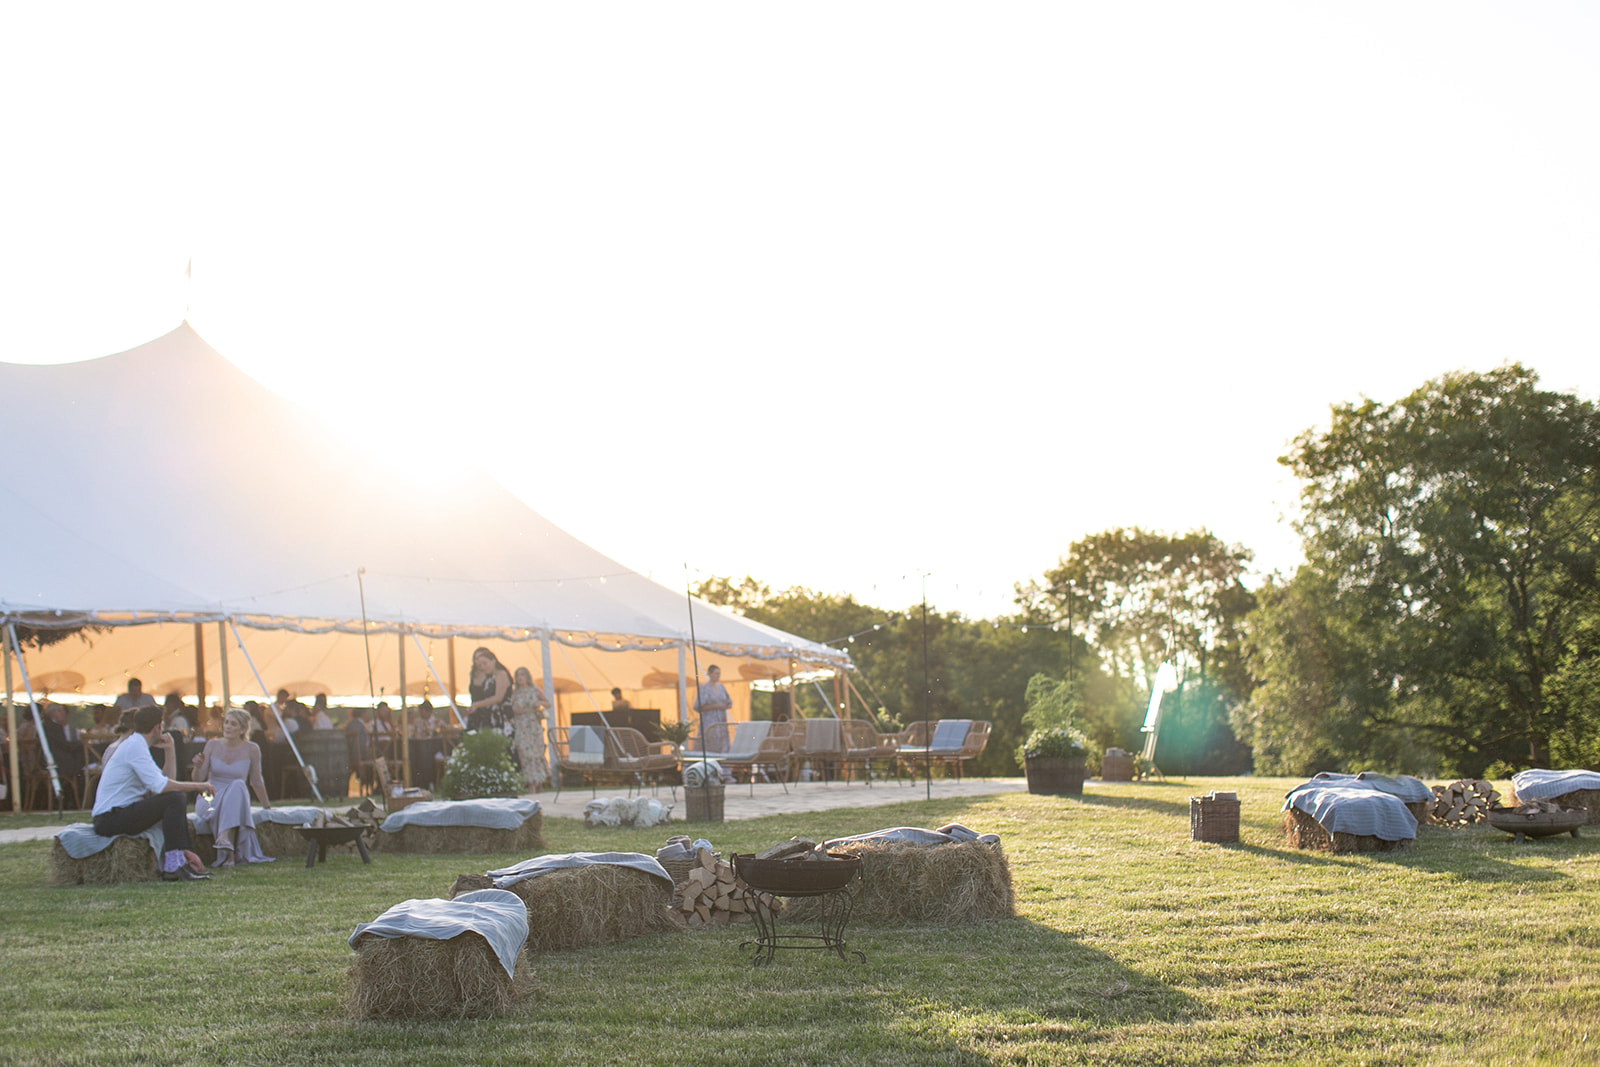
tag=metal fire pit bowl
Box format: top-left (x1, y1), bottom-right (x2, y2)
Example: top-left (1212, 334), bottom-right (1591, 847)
top-left (1487, 807), bottom-right (1585, 843)
top-left (733, 852), bottom-right (861, 895)
top-left (732, 853), bottom-right (865, 966)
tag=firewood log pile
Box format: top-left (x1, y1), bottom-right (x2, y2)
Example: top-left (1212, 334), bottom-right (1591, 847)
top-left (1429, 780), bottom-right (1499, 826)
top-left (1499, 797), bottom-right (1573, 815)
top-left (676, 848), bottom-right (771, 927)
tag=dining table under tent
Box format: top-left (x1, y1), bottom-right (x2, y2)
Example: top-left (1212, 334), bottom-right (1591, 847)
top-left (0, 322), bottom-right (849, 807)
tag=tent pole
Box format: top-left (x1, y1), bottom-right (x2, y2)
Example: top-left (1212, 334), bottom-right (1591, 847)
top-left (6, 625), bottom-right (61, 811)
top-left (676, 645), bottom-right (687, 727)
top-left (217, 622), bottom-right (231, 715)
top-left (540, 634), bottom-right (556, 788)
top-left (193, 623), bottom-right (207, 732)
top-left (397, 630), bottom-right (409, 789)
top-left (4, 638), bottom-right (19, 814)
top-left (448, 637), bottom-right (459, 726)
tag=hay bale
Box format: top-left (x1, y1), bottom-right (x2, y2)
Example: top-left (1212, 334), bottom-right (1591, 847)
top-left (1511, 788), bottom-right (1600, 826)
top-left (793, 840), bottom-right (1015, 926)
top-left (455, 865), bottom-right (677, 951)
top-left (1282, 808), bottom-right (1413, 854)
top-left (378, 811), bottom-right (545, 855)
top-left (192, 821), bottom-right (309, 866)
top-left (50, 838), bottom-right (157, 886)
top-left (348, 932), bottom-right (537, 1020)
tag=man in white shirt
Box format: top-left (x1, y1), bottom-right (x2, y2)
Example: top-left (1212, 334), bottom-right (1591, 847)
top-left (91, 706), bottom-right (214, 882)
top-left (112, 678), bottom-right (158, 712)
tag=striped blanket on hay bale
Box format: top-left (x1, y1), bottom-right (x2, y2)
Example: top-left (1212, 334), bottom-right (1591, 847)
top-left (50, 826), bottom-right (162, 885)
top-left (376, 798), bottom-right (545, 854)
top-left (348, 889), bottom-right (537, 1019)
top-left (1509, 770), bottom-right (1600, 826)
top-left (1282, 775), bottom-right (1421, 853)
top-left (449, 852), bottom-right (679, 951)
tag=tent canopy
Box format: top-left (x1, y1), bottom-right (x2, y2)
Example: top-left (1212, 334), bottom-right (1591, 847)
top-left (0, 323), bottom-right (847, 714)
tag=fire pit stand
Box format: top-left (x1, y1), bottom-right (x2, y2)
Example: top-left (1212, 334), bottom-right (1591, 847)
top-left (733, 853), bottom-right (866, 966)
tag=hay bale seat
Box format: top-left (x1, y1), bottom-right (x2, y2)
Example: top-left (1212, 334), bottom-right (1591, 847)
top-left (50, 836), bottom-right (158, 886)
top-left (1283, 808), bottom-right (1413, 854)
top-left (348, 933), bottom-right (537, 1019)
top-left (1510, 783), bottom-right (1600, 825)
top-left (376, 799), bottom-right (545, 855)
top-left (451, 862), bottom-right (679, 951)
top-left (793, 839), bottom-right (1016, 926)
top-left (379, 812), bottom-right (544, 855)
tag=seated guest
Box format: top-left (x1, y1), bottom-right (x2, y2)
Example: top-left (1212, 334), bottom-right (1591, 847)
top-left (162, 693), bottom-right (191, 740)
top-left (610, 688), bottom-right (633, 711)
top-left (112, 678), bottom-right (158, 712)
top-left (39, 701), bottom-right (87, 801)
top-left (90, 706), bottom-right (213, 881)
top-left (345, 707), bottom-right (373, 763)
top-left (409, 700), bottom-right (441, 738)
top-left (193, 708), bottom-right (273, 867)
top-left (310, 693), bottom-right (334, 730)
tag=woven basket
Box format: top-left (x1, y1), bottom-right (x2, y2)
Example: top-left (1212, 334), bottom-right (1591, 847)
top-left (1190, 795), bottom-right (1240, 843)
top-left (659, 851), bottom-right (702, 906)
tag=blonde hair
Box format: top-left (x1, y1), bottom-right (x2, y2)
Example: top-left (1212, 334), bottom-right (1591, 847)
top-left (225, 707), bottom-right (254, 738)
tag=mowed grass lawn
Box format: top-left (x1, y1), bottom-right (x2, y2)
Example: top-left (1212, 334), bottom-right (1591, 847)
top-left (1, 777), bottom-right (1596, 1066)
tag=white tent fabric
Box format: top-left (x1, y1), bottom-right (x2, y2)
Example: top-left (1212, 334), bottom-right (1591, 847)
top-left (0, 323), bottom-right (847, 716)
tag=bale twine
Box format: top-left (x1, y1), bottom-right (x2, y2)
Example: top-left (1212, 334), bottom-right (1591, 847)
top-left (347, 932), bottom-right (537, 1020)
top-left (1510, 787), bottom-right (1600, 826)
top-left (1283, 809), bottom-right (1413, 854)
top-left (792, 840), bottom-right (1015, 926)
top-left (378, 812), bottom-right (545, 855)
top-left (49, 838), bottom-right (158, 886)
top-left (453, 864), bottom-right (677, 951)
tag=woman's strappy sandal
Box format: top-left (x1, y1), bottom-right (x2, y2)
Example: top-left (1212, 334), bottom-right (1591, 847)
top-left (213, 843), bottom-right (236, 868)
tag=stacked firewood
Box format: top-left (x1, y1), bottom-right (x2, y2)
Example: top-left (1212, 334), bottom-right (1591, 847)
top-left (1502, 797), bottom-right (1569, 815)
top-left (1429, 780), bottom-right (1499, 825)
top-left (676, 850), bottom-right (768, 926)
top-left (308, 799), bottom-right (383, 834)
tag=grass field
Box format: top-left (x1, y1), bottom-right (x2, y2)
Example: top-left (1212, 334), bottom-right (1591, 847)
top-left (1, 777), bottom-right (1595, 1066)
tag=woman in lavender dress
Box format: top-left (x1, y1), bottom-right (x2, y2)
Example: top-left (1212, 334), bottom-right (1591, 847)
top-left (194, 708), bottom-right (275, 867)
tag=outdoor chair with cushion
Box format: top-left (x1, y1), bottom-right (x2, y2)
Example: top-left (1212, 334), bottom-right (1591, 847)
top-left (602, 726), bottom-right (679, 797)
top-left (549, 725), bottom-right (612, 798)
top-left (896, 719), bottom-right (973, 780)
top-left (789, 717), bottom-right (846, 783)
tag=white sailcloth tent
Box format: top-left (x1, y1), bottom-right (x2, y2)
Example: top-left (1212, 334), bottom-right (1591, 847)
top-left (1, 322), bottom-right (848, 726)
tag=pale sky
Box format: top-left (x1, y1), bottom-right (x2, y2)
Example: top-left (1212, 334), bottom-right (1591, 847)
top-left (4, 3), bottom-right (1597, 620)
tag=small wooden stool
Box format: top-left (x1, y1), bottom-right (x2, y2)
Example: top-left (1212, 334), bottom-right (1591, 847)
top-left (296, 824), bottom-right (373, 868)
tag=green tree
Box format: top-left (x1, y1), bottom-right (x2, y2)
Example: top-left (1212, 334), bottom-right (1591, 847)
top-left (1270, 364), bottom-right (1600, 776)
top-left (1017, 527), bottom-right (1256, 771)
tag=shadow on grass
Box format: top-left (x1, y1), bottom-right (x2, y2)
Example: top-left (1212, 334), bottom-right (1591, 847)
top-left (1219, 829), bottom-right (1584, 882)
top-left (1075, 791), bottom-right (1195, 820)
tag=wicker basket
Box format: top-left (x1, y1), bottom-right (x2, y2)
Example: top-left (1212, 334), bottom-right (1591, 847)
top-left (1190, 793), bottom-right (1240, 843)
top-left (685, 784), bottom-right (725, 822)
top-left (658, 847), bottom-right (714, 906)
top-left (1100, 753), bottom-right (1134, 782)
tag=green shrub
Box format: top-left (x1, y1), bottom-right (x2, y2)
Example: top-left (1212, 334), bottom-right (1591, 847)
top-left (437, 729), bottom-right (523, 799)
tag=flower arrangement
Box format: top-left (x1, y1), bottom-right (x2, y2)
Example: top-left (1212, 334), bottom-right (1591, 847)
top-left (437, 729), bottom-right (523, 800)
top-left (1021, 725), bottom-right (1091, 762)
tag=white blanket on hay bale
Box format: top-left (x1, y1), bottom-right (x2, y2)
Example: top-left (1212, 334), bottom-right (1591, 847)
top-left (380, 798), bottom-right (541, 833)
top-left (487, 851), bottom-right (672, 889)
top-left (1283, 783), bottom-right (1418, 840)
top-left (1510, 769), bottom-right (1600, 801)
top-left (348, 889), bottom-right (528, 979)
top-left (54, 823), bottom-right (164, 860)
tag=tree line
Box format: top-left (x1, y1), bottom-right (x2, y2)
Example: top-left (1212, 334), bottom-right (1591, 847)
top-left (700, 365), bottom-right (1600, 780)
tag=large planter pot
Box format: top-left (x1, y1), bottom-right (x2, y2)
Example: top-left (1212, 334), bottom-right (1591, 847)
top-left (1026, 755), bottom-right (1087, 796)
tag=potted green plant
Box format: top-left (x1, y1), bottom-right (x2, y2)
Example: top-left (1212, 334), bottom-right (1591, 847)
top-left (659, 720), bottom-right (693, 756)
top-left (1020, 725), bottom-right (1091, 796)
